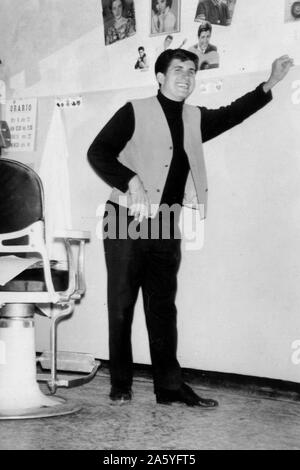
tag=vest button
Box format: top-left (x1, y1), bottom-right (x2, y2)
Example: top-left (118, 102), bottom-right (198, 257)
top-left (169, 146), bottom-right (173, 150)
top-left (165, 164), bottom-right (169, 168)
top-left (156, 189), bottom-right (160, 192)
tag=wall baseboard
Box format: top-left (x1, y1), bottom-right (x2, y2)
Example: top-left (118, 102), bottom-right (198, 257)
top-left (98, 359), bottom-right (300, 403)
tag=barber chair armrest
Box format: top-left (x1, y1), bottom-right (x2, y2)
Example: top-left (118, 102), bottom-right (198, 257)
top-left (54, 230), bottom-right (90, 241)
top-left (53, 230), bottom-right (90, 299)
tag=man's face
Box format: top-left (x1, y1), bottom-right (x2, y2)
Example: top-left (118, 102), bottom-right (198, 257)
top-left (156, 0), bottom-right (167, 14)
top-left (158, 59), bottom-right (196, 102)
top-left (198, 31), bottom-right (211, 51)
top-left (293, 3), bottom-right (300, 16)
top-left (139, 49), bottom-right (144, 57)
top-left (112, 0), bottom-right (123, 20)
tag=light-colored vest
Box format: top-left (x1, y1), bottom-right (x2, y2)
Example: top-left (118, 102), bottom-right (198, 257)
top-left (108, 96), bottom-right (208, 219)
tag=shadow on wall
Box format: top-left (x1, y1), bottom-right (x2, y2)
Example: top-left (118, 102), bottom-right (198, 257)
top-left (0, 0), bottom-right (100, 88)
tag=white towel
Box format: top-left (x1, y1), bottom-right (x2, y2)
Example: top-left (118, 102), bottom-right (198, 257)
top-left (38, 105), bottom-right (72, 266)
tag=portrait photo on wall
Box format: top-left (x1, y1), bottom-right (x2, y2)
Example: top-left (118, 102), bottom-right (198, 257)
top-left (134, 46), bottom-right (150, 71)
top-left (101, 0), bottom-right (136, 46)
top-left (155, 35), bottom-right (187, 58)
top-left (284, 0), bottom-right (300, 22)
top-left (188, 21), bottom-right (219, 71)
top-left (150, 0), bottom-right (181, 36)
top-left (194, 0), bottom-right (237, 27)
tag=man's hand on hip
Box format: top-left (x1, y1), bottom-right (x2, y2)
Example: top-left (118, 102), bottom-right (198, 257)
top-left (128, 175), bottom-right (151, 223)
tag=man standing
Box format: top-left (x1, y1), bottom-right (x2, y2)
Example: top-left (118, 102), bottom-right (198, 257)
top-left (195, 0), bottom-right (230, 26)
top-left (88, 49), bottom-right (292, 407)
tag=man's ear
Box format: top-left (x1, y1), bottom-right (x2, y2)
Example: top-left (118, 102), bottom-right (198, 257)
top-left (156, 72), bottom-right (165, 87)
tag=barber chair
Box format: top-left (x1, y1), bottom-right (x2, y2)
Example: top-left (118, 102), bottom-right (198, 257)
top-left (0, 158), bottom-right (99, 419)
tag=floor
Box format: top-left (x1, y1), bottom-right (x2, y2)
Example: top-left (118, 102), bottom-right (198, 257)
top-left (1, 369), bottom-right (300, 450)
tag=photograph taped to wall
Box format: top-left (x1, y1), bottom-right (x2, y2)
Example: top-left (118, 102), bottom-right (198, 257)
top-left (101, 0), bottom-right (136, 46)
top-left (195, 0), bottom-right (237, 26)
top-left (150, 0), bottom-right (181, 36)
top-left (285, 0), bottom-right (300, 22)
top-left (188, 21), bottom-right (220, 71)
top-left (154, 35), bottom-right (188, 59)
top-left (134, 46), bottom-right (150, 71)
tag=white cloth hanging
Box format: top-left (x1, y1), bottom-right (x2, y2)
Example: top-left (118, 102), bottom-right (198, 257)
top-left (38, 104), bottom-right (72, 267)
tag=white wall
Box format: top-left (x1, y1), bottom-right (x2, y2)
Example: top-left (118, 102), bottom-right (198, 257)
top-left (1, 0), bottom-right (300, 382)
top-left (2, 0), bottom-right (300, 97)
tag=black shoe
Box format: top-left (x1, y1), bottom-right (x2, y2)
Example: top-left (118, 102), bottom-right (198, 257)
top-left (155, 383), bottom-right (218, 408)
top-left (109, 386), bottom-right (132, 402)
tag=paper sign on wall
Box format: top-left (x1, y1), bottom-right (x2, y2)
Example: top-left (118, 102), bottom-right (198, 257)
top-left (198, 79), bottom-right (223, 94)
top-left (5, 98), bottom-right (37, 152)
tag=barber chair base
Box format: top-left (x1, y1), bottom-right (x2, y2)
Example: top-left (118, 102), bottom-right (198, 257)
top-left (0, 314), bottom-right (81, 420)
top-left (0, 397), bottom-right (81, 420)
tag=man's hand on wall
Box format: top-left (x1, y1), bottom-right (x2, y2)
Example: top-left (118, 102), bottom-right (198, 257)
top-left (128, 175), bottom-right (151, 222)
top-left (263, 55), bottom-right (294, 92)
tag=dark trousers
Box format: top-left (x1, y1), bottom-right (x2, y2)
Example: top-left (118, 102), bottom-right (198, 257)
top-left (103, 202), bottom-right (182, 392)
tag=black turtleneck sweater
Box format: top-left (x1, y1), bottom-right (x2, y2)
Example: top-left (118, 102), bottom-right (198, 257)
top-left (88, 84), bottom-right (272, 206)
top-left (158, 91), bottom-right (190, 206)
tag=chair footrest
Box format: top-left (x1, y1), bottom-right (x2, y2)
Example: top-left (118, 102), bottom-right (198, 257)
top-left (37, 350), bottom-right (100, 373)
top-left (37, 363), bottom-right (100, 389)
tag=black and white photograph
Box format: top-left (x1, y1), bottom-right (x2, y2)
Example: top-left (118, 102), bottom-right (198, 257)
top-left (194, 0), bottom-right (237, 26)
top-left (188, 21), bottom-right (219, 70)
top-left (102, 0), bottom-right (136, 45)
top-left (134, 46), bottom-right (149, 70)
top-left (285, 0), bottom-right (300, 22)
top-left (1, 0), bottom-right (300, 454)
top-left (155, 34), bottom-right (187, 58)
top-left (150, 0), bottom-right (181, 35)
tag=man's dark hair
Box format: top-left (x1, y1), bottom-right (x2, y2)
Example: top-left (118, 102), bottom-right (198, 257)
top-left (197, 21), bottom-right (212, 37)
top-left (138, 46), bottom-right (145, 52)
top-left (155, 48), bottom-right (199, 75)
